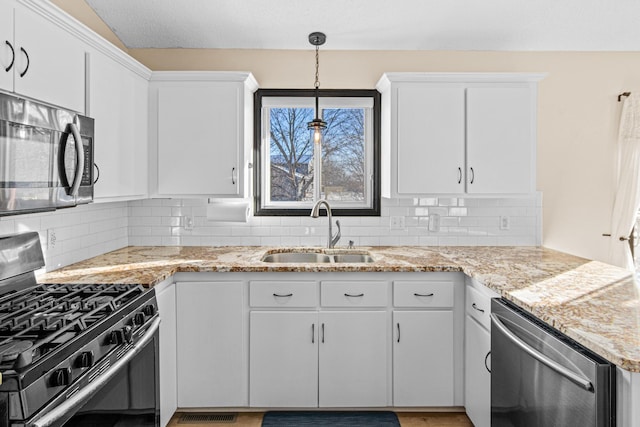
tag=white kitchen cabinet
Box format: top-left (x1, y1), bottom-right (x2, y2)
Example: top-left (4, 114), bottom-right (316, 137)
top-left (88, 50), bottom-right (149, 201)
top-left (465, 315), bottom-right (491, 427)
top-left (149, 72), bottom-right (258, 198)
top-left (464, 276), bottom-right (499, 427)
top-left (176, 281), bottom-right (245, 407)
top-left (0, 1), bottom-right (85, 112)
top-left (249, 311), bottom-right (318, 407)
top-left (376, 73), bottom-right (544, 197)
top-left (319, 311), bottom-right (388, 407)
top-left (393, 311), bottom-right (454, 406)
top-left (155, 281), bottom-right (177, 427)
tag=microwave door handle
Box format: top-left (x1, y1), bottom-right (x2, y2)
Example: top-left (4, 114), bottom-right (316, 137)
top-left (67, 122), bottom-right (84, 197)
top-left (490, 313), bottom-right (593, 392)
top-left (27, 317), bottom-right (161, 427)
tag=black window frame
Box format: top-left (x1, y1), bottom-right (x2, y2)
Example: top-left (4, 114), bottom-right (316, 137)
top-left (253, 88), bottom-right (381, 217)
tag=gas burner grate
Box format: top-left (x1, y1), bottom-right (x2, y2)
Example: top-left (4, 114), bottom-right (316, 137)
top-left (178, 413), bottom-right (237, 424)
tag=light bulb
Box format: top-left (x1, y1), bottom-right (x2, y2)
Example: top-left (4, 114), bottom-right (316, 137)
top-left (314, 128), bottom-right (321, 143)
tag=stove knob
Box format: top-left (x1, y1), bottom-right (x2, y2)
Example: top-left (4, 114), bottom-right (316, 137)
top-left (77, 351), bottom-right (95, 368)
top-left (109, 329), bottom-right (125, 345)
top-left (133, 312), bottom-right (146, 326)
top-left (50, 367), bottom-right (72, 387)
top-left (142, 304), bottom-right (156, 317)
top-left (122, 325), bottom-right (133, 344)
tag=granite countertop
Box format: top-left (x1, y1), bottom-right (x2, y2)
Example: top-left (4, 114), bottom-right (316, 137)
top-left (39, 245), bottom-right (640, 372)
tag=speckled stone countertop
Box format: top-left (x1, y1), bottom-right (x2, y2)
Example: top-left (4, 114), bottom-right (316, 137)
top-left (39, 245), bottom-right (640, 372)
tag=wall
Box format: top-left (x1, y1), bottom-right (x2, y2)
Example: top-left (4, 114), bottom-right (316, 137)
top-left (128, 196), bottom-right (540, 247)
top-left (0, 203), bottom-right (128, 272)
top-left (49, 2), bottom-right (640, 263)
top-left (127, 48), bottom-right (640, 263)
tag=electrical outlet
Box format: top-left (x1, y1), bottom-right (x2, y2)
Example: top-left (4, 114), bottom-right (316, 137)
top-left (500, 216), bottom-right (510, 230)
top-left (389, 216), bottom-right (405, 229)
top-left (47, 229), bottom-right (57, 250)
top-left (428, 213), bottom-right (440, 232)
top-left (183, 215), bottom-right (194, 230)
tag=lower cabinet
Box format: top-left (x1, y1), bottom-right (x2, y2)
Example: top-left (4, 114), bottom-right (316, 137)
top-left (249, 310), bottom-right (388, 408)
top-left (250, 311), bottom-right (318, 407)
top-left (155, 281), bottom-right (176, 427)
top-left (176, 281), bottom-right (245, 407)
top-left (393, 311), bottom-right (454, 406)
top-left (464, 315), bottom-right (491, 427)
top-left (319, 311), bottom-right (388, 407)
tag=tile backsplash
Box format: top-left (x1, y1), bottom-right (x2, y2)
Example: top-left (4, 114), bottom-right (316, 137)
top-left (0, 195), bottom-right (540, 272)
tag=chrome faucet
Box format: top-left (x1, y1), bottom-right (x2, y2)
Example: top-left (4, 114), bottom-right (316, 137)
top-left (310, 199), bottom-right (341, 248)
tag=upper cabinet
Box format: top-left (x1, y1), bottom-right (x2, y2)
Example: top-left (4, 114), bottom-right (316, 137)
top-left (88, 49), bottom-right (150, 202)
top-left (0, 0), bottom-right (85, 113)
top-left (149, 72), bottom-right (258, 199)
top-left (376, 73), bottom-right (544, 197)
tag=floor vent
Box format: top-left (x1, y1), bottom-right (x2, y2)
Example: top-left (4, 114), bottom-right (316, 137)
top-left (178, 413), bottom-right (237, 424)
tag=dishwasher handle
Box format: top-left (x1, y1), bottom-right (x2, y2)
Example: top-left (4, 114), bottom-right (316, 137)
top-left (490, 313), bottom-right (594, 392)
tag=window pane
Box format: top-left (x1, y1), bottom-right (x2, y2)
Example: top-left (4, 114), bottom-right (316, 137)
top-left (322, 108), bottom-right (366, 202)
top-left (268, 107), bottom-right (315, 202)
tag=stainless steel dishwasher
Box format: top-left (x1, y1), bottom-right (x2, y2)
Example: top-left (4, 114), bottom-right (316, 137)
top-left (490, 298), bottom-right (615, 427)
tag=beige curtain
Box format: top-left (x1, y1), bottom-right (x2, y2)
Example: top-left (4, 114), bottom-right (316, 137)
top-left (609, 93), bottom-right (640, 270)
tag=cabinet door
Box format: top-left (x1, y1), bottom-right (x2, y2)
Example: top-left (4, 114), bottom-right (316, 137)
top-left (90, 51), bottom-right (148, 201)
top-left (249, 311), bottom-right (318, 407)
top-left (396, 85), bottom-right (465, 194)
top-left (466, 87), bottom-right (533, 194)
top-left (319, 311), bottom-right (388, 407)
top-left (465, 315), bottom-right (491, 427)
top-left (14, 5), bottom-right (85, 112)
top-left (156, 284), bottom-right (177, 427)
top-left (176, 282), bottom-right (245, 407)
top-left (393, 310), bottom-right (454, 406)
top-left (0, 1), bottom-right (13, 92)
top-left (157, 84), bottom-right (240, 196)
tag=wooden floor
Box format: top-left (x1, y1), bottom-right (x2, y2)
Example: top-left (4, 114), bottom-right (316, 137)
top-left (168, 411), bottom-right (473, 427)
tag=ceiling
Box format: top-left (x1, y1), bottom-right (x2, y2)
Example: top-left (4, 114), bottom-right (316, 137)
top-left (85, 0), bottom-right (640, 51)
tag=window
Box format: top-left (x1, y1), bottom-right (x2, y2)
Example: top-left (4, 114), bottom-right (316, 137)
top-left (254, 89), bottom-right (380, 216)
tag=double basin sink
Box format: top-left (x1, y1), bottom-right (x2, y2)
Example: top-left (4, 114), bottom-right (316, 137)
top-left (261, 249), bottom-right (374, 264)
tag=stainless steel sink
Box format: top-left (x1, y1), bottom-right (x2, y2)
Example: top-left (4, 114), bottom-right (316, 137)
top-left (261, 250), bottom-right (374, 263)
top-left (261, 252), bottom-right (332, 263)
top-left (332, 254), bottom-right (374, 263)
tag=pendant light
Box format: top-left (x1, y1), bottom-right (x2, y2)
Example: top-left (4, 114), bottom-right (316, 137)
top-left (307, 32), bottom-right (327, 144)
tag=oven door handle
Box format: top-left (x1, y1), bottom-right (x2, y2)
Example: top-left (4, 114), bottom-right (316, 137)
top-left (490, 313), bottom-right (593, 392)
top-left (27, 317), bottom-right (161, 427)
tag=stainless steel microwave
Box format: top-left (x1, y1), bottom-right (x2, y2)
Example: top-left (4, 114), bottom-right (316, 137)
top-left (0, 92), bottom-right (94, 216)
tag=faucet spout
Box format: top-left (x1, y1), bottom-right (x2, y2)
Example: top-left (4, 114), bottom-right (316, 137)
top-left (310, 199), bottom-right (340, 248)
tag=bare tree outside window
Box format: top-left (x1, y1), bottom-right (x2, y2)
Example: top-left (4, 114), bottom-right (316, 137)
top-left (254, 89), bottom-right (380, 216)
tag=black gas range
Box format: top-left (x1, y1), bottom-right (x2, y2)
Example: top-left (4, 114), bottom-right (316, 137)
top-left (0, 232), bottom-right (160, 427)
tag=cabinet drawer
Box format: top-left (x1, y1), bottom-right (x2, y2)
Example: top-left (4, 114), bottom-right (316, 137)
top-left (321, 281), bottom-right (388, 307)
top-left (250, 281), bottom-right (317, 307)
top-left (393, 281), bottom-right (453, 308)
top-left (466, 285), bottom-right (493, 330)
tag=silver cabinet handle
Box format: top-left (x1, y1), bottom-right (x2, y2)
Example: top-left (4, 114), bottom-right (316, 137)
top-left (490, 313), bottom-right (593, 391)
top-left (457, 167), bottom-right (462, 184)
top-left (312, 323), bottom-right (315, 344)
top-left (472, 303), bottom-right (485, 313)
top-left (19, 46), bottom-right (29, 77)
top-left (469, 167), bottom-right (475, 184)
top-left (484, 351), bottom-right (491, 373)
top-left (344, 293), bottom-right (364, 297)
top-left (231, 167), bottom-right (236, 185)
top-left (414, 292), bottom-right (434, 297)
top-left (273, 293), bottom-right (293, 297)
top-left (321, 323), bottom-right (325, 343)
top-left (5, 41), bottom-right (14, 72)
top-left (397, 322), bottom-right (400, 343)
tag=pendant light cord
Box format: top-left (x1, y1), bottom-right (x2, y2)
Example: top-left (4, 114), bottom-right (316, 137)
top-left (314, 44), bottom-right (320, 90)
